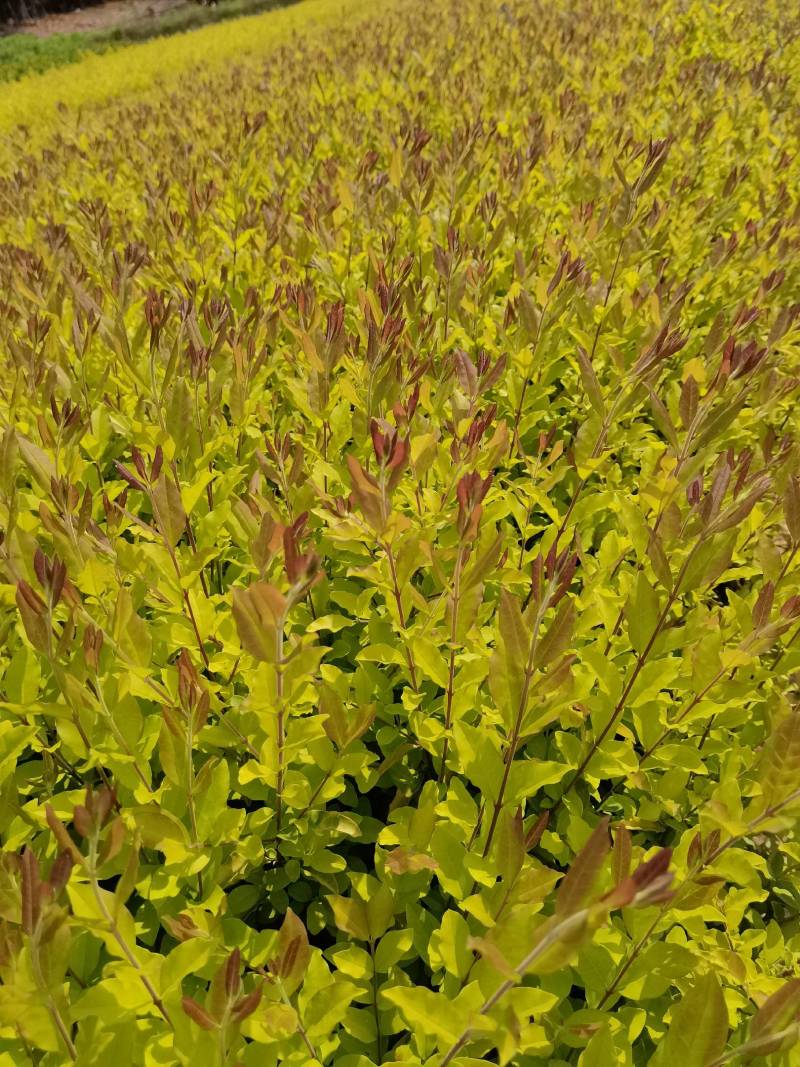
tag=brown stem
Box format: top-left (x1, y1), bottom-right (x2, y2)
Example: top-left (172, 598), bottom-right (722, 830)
top-left (638, 662), bottom-right (728, 765)
top-left (369, 939), bottom-right (383, 1064)
top-left (167, 455), bottom-right (209, 600)
top-left (771, 620), bottom-right (800, 671)
top-left (599, 377), bottom-right (751, 656)
top-left (777, 539), bottom-right (799, 586)
top-left (185, 706), bottom-right (203, 899)
top-left (708, 1026), bottom-right (800, 1067)
top-left (295, 766), bottom-right (334, 820)
top-left (551, 386), bottom-right (628, 554)
top-left (598, 784), bottom-right (800, 1007)
top-left (544, 225), bottom-right (633, 548)
top-left (258, 973), bottom-right (317, 1062)
top-left (440, 909), bottom-right (589, 1066)
top-left (640, 552), bottom-right (798, 765)
top-left (482, 583), bottom-right (554, 857)
top-left (30, 929), bottom-right (76, 1060)
top-left (77, 605), bottom-right (259, 761)
top-left (588, 229), bottom-right (626, 366)
top-left (554, 546), bottom-right (697, 810)
top-left (161, 534), bottom-right (209, 668)
top-left (92, 678), bottom-right (152, 792)
top-left (382, 539), bottom-right (419, 692)
top-left (516, 452), bottom-right (546, 570)
top-left (88, 839), bottom-right (173, 1027)
top-left (597, 909), bottom-right (664, 1007)
top-left (439, 545), bottom-right (465, 781)
top-left (274, 612), bottom-right (286, 841)
top-left (511, 296), bottom-right (550, 452)
top-left (70, 709), bottom-right (114, 794)
top-left (45, 999), bottom-right (76, 1061)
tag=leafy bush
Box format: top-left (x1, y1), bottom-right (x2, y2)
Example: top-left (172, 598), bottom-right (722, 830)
top-left (1, 0), bottom-right (800, 1063)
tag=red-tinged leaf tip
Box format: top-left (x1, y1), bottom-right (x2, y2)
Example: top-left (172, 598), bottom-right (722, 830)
top-left (182, 996), bottom-right (217, 1030)
top-left (114, 462), bottom-right (146, 492)
top-left (556, 817), bottom-right (611, 916)
top-left (225, 947), bottom-right (241, 998)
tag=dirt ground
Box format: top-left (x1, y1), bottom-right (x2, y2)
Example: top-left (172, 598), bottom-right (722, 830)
top-left (19, 0), bottom-right (190, 38)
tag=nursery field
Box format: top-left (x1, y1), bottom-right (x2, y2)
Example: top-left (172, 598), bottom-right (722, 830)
top-left (1, 0), bottom-right (800, 1063)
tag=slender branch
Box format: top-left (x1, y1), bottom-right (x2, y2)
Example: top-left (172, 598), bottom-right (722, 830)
top-left (271, 975), bottom-right (318, 1062)
top-left (274, 611), bottom-right (286, 839)
top-left (295, 766), bottom-right (334, 820)
top-left (482, 581), bottom-right (554, 857)
top-left (598, 784), bottom-right (800, 1007)
top-left (554, 544), bottom-right (698, 810)
top-left (185, 705), bottom-right (203, 899)
top-left (29, 928), bottom-right (76, 1060)
top-left (92, 677), bottom-right (151, 791)
top-left (439, 909), bottom-right (589, 1066)
top-left (381, 539), bottom-right (419, 692)
top-left (159, 527), bottom-right (210, 668)
top-left (439, 545), bottom-right (465, 781)
top-left (599, 377), bottom-right (752, 654)
top-left (707, 1025), bottom-right (800, 1067)
top-left (640, 550), bottom-right (799, 765)
top-left (511, 295), bottom-right (551, 451)
top-left (76, 603), bottom-right (259, 760)
top-left (597, 908), bottom-right (664, 1008)
top-left (369, 939), bottom-right (383, 1064)
top-left (638, 663), bottom-right (729, 765)
top-left (551, 380), bottom-right (634, 554)
top-left (87, 839), bottom-right (173, 1027)
top-left (588, 230), bottom-right (626, 363)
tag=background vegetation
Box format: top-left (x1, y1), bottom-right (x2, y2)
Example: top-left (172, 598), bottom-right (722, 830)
top-left (1, 0), bottom-right (800, 1063)
top-left (0, 0), bottom-right (368, 137)
top-left (0, 0), bottom-right (292, 84)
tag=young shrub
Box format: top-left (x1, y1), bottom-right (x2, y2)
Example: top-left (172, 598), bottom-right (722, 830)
top-left (0, 0), bottom-right (800, 1063)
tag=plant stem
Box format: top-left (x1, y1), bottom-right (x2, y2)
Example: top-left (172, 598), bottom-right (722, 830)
top-left (185, 706), bottom-right (203, 898)
top-left (92, 676), bottom-right (152, 791)
top-left (30, 929), bottom-right (76, 1060)
top-left (482, 582), bottom-right (553, 857)
top-left (439, 545), bottom-right (465, 781)
top-left (275, 977), bottom-right (318, 1062)
top-left (640, 548), bottom-right (799, 765)
top-left (76, 603), bottom-right (259, 760)
top-left (598, 784), bottom-right (800, 1007)
top-left (296, 765), bottom-right (334, 819)
top-left (707, 1025), bottom-right (800, 1067)
top-left (439, 909), bottom-right (589, 1066)
top-left (597, 908), bottom-right (664, 1007)
top-left (381, 538), bottom-right (419, 691)
top-left (554, 545), bottom-right (697, 810)
top-left (274, 610), bottom-right (286, 840)
top-left (165, 542), bottom-right (210, 668)
top-left (369, 939), bottom-right (383, 1064)
top-left (511, 296), bottom-right (550, 452)
top-left (87, 839), bottom-right (173, 1027)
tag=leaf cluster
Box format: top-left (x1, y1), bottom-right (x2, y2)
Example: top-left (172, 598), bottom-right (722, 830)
top-left (1, 0), bottom-right (800, 1063)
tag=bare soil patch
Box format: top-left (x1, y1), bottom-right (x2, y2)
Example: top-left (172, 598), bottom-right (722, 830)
top-left (18, 0), bottom-right (190, 38)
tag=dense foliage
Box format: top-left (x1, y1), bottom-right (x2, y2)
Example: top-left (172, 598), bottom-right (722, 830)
top-left (1, 0), bottom-right (800, 1062)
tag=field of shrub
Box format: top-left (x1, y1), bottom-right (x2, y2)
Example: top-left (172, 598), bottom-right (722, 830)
top-left (1, 0), bottom-right (800, 1062)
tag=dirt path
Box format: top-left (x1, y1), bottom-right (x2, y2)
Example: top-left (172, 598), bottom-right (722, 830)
top-left (19, 0), bottom-right (190, 38)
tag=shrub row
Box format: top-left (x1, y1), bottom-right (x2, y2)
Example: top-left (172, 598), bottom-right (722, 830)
top-left (1, 0), bottom-right (800, 1063)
